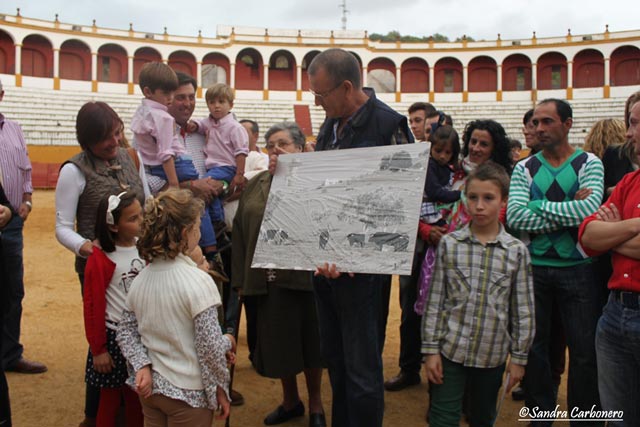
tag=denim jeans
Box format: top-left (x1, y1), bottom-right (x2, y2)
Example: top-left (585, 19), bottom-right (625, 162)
top-left (148, 155), bottom-right (199, 182)
top-left (595, 292), bottom-right (640, 427)
top-left (149, 157), bottom-right (216, 247)
top-left (205, 165), bottom-right (236, 223)
top-left (524, 263), bottom-right (603, 427)
top-left (398, 247), bottom-right (425, 375)
top-left (1, 215), bottom-right (24, 370)
top-left (0, 238), bottom-right (12, 426)
top-left (314, 274), bottom-right (388, 427)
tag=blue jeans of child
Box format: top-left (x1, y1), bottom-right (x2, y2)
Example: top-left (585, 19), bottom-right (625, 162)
top-left (313, 274), bottom-right (388, 427)
top-left (524, 264), bottom-right (603, 427)
top-left (205, 165), bottom-right (236, 223)
top-left (595, 292), bottom-right (640, 427)
top-left (149, 156), bottom-right (216, 248)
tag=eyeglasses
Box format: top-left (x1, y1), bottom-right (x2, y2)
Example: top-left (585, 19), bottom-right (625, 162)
top-left (266, 139), bottom-right (294, 150)
top-left (309, 80), bottom-right (344, 99)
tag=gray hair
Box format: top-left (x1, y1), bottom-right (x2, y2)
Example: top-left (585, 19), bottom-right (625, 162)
top-left (264, 121), bottom-right (306, 150)
top-left (308, 48), bottom-right (361, 90)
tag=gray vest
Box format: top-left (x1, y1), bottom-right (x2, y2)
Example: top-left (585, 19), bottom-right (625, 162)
top-left (64, 147), bottom-right (145, 274)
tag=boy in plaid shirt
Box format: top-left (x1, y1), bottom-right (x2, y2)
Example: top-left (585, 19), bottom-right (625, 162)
top-left (422, 162), bottom-right (535, 427)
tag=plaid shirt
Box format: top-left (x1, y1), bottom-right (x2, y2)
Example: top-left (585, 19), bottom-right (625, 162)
top-left (421, 224), bottom-right (535, 368)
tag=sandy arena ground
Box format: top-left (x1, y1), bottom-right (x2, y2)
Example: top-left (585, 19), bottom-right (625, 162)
top-left (7, 190), bottom-right (568, 426)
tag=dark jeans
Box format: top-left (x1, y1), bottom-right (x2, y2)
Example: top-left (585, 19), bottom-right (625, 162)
top-left (0, 238), bottom-right (12, 426)
top-left (1, 215), bottom-right (24, 370)
top-left (595, 292), bottom-right (640, 427)
top-left (397, 248), bottom-right (425, 375)
top-left (314, 274), bottom-right (388, 427)
top-left (429, 357), bottom-right (504, 427)
top-left (524, 264), bottom-right (603, 427)
top-left (205, 165), bottom-right (236, 223)
top-left (149, 156), bottom-right (216, 248)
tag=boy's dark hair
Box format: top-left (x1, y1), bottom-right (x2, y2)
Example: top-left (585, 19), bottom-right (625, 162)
top-left (95, 192), bottom-right (139, 253)
top-left (537, 98), bottom-right (573, 122)
top-left (429, 125), bottom-right (460, 169)
top-left (138, 62), bottom-right (179, 92)
top-left (408, 102), bottom-right (437, 116)
top-left (465, 161), bottom-right (510, 199)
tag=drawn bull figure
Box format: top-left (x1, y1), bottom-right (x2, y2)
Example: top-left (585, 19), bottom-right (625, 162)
top-left (261, 229), bottom-right (289, 245)
top-left (347, 233), bottom-right (366, 247)
top-left (319, 230), bottom-right (330, 249)
top-left (369, 232), bottom-right (409, 252)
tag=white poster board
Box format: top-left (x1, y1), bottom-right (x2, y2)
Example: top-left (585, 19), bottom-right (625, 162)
top-left (251, 143), bottom-right (430, 275)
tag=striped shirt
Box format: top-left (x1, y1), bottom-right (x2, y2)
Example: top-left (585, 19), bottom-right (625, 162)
top-left (421, 224), bottom-right (534, 368)
top-left (507, 149), bottom-right (604, 267)
top-left (146, 126), bottom-right (207, 194)
top-left (0, 113), bottom-right (32, 210)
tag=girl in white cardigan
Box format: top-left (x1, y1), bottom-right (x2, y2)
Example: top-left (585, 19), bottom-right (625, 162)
top-left (117, 189), bottom-right (236, 427)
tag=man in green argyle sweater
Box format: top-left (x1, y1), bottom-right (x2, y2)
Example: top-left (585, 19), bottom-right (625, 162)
top-left (507, 99), bottom-right (604, 426)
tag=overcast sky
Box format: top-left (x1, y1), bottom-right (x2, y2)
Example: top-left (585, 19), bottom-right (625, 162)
top-left (0, 0), bottom-right (636, 41)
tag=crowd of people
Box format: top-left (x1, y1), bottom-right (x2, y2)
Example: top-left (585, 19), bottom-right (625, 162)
top-left (0, 47), bottom-right (639, 427)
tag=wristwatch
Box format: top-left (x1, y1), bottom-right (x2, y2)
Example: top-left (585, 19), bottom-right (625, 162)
top-left (24, 201), bottom-right (32, 211)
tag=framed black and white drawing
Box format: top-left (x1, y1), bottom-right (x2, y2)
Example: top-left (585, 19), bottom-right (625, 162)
top-left (251, 143), bottom-right (431, 275)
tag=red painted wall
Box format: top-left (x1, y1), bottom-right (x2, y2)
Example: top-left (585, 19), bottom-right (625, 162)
top-left (235, 49), bottom-right (263, 90)
top-left (0, 30), bottom-right (15, 74)
top-left (537, 52), bottom-right (567, 90)
top-left (401, 58), bottom-right (429, 92)
top-left (60, 40), bottom-right (91, 81)
top-left (468, 57), bottom-right (497, 92)
top-left (434, 58), bottom-right (462, 92)
top-left (611, 46), bottom-right (640, 86)
top-left (21, 35), bottom-right (53, 77)
top-left (502, 54), bottom-right (532, 91)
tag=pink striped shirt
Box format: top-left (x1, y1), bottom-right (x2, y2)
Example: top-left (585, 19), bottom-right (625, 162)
top-left (0, 113), bottom-right (32, 210)
top-left (196, 113), bottom-right (249, 169)
top-left (131, 99), bottom-right (185, 166)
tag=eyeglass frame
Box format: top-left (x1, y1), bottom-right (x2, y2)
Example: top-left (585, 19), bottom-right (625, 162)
top-left (309, 80), bottom-right (345, 99)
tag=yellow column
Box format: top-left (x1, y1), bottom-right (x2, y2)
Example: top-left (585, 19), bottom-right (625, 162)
top-left (603, 57), bottom-right (611, 99)
top-left (127, 56), bottom-right (135, 95)
top-left (566, 61), bottom-right (573, 100)
top-left (462, 66), bottom-right (468, 102)
top-left (296, 64), bottom-right (302, 101)
top-left (91, 52), bottom-right (98, 92)
top-left (14, 43), bottom-right (22, 87)
top-left (53, 48), bottom-right (60, 90)
top-left (395, 67), bottom-right (401, 102)
top-left (263, 64), bottom-right (269, 100)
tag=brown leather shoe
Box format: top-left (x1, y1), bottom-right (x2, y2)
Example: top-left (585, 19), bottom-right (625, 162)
top-left (230, 389), bottom-right (245, 406)
top-left (6, 357), bottom-right (47, 374)
top-left (383, 371), bottom-right (420, 391)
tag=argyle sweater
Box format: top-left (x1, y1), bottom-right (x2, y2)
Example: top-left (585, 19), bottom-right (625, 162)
top-left (507, 149), bottom-right (604, 267)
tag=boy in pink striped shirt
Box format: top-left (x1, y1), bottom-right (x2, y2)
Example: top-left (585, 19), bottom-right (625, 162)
top-left (132, 62), bottom-right (219, 259)
top-left (188, 84), bottom-right (248, 230)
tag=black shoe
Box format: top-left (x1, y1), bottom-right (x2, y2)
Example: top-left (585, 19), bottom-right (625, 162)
top-left (309, 412), bottom-right (327, 427)
top-left (264, 401), bottom-right (305, 425)
top-left (384, 371), bottom-right (420, 391)
top-left (230, 389), bottom-right (245, 406)
top-left (511, 385), bottom-right (525, 401)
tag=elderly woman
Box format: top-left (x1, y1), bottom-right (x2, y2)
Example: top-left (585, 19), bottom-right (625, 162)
top-left (232, 122), bottom-right (325, 427)
top-left (55, 101), bottom-right (149, 427)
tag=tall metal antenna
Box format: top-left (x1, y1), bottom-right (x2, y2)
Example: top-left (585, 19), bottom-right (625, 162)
top-left (339, 0), bottom-right (349, 30)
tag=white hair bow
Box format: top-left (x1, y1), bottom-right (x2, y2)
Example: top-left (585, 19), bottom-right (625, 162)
top-left (106, 192), bottom-right (128, 225)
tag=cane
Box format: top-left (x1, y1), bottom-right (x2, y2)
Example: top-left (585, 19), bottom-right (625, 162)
top-left (225, 294), bottom-right (244, 427)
